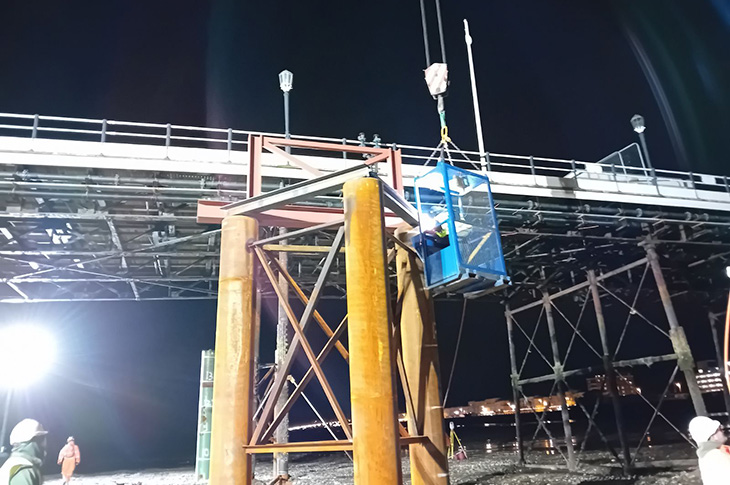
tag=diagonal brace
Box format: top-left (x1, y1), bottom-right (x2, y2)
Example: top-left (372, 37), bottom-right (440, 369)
top-left (250, 228), bottom-right (351, 444)
top-left (261, 315), bottom-right (349, 444)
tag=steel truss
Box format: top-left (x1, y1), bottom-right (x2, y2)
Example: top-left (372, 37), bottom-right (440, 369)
top-left (2, 119), bottom-right (730, 303)
top-left (247, 215), bottom-right (421, 446)
top-left (207, 176), bottom-right (449, 485)
top-left (503, 238), bottom-right (730, 473)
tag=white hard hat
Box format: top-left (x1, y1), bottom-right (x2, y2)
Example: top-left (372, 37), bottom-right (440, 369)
top-left (689, 416), bottom-right (721, 443)
top-left (9, 419), bottom-right (48, 446)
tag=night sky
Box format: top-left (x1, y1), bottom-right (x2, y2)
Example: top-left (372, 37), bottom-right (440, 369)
top-left (0, 0), bottom-right (729, 474)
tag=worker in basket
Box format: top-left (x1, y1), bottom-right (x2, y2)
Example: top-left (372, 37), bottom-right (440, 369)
top-left (422, 209), bottom-right (473, 242)
top-left (57, 436), bottom-right (80, 484)
top-left (689, 416), bottom-right (730, 485)
top-left (0, 419), bottom-right (48, 485)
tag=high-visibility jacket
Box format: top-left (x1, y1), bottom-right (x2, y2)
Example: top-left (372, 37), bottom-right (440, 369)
top-left (0, 442), bottom-right (43, 485)
top-left (57, 443), bottom-right (80, 464)
top-left (697, 441), bottom-right (730, 485)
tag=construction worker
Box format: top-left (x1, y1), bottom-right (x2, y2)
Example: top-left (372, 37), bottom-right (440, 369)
top-left (689, 416), bottom-right (730, 485)
top-left (57, 437), bottom-right (80, 484)
top-left (0, 419), bottom-right (48, 485)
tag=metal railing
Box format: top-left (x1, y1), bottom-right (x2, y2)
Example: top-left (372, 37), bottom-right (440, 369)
top-left (0, 112), bottom-right (728, 202)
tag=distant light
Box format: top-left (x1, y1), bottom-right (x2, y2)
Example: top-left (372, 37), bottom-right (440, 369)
top-left (725, 266), bottom-right (730, 279)
top-left (279, 70), bottom-right (293, 93)
top-left (631, 114), bottom-right (646, 134)
top-left (0, 325), bottom-right (56, 389)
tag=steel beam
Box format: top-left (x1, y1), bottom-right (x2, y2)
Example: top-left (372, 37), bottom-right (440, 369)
top-left (645, 243), bottom-right (707, 416)
top-left (2, 277), bottom-right (216, 284)
top-left (504, 304), bottom-right (525, 464)
top-left (383, 184), bottom-right (419, 227)
top-left (243, 436), bottom-right (427, 455)
top-left (256, 247), bottom-right (352, 439)
top-left (262, 315), bottom-right (348, 444)
top-left (588, 269), bottom-right (631, 474)
top-left (249, 228), bottom-right (350, 445)
top-left (542, 289), bottom-right (577, 471)
top-left (510, 257), bottom-right (649, 315)
top-left (223, 164), bottom-right (375, 216)
top-left (106, 218), bottom-right (140, 299)
top-left (252, 219), bottom-right (344, 246)
top-left (267, 257), bottom-right (349, 361)
top-left (273, 226), bottom-right (290, 481)
top-left (708, 312), bottom-right (730, 417)
top-left (517, 354), bottom-right (679, 386)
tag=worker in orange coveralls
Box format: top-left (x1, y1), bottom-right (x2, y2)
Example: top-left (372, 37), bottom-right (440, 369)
top-left (56, 437), bottom-right (80, 484)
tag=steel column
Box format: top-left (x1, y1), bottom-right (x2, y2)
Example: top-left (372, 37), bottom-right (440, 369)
top-left (708, 312), bottom-right (730, 417)
top-left (195, 350), bottom-right (215, 482)
top-left (209, 216), bottom-right (258, 485)
top-left (395, 226), bottom-right (448, 485)
top-left (587, 269), bottom-right (631, 474)
top-left (504, 304), bottom-right (525, 464)
top-left (274, 228), bottom-right (290, 482)
top-left (343, 177), bottom-right (402, 485)
top-left (645, 244), bottom-right (707, 416)
top-left (541, 290), bottom-right (577, 471)
top-left (1, 390), bottom-right (12, 452)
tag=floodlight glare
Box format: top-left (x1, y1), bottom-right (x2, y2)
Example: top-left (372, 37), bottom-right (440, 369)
top-left (631, 114), bottom-right (646, 134)
top-left (0, 325), bottom-right (56, 389)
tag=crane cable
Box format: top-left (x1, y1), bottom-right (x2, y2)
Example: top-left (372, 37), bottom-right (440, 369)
top-left (418, 0), bottom-right (451, 149)
top-left (419, 0), bottom-right (431, 68)
top-left (718, 292), bottom-right (730, 392)
top-left (443, 299), bottom-right (468, 406)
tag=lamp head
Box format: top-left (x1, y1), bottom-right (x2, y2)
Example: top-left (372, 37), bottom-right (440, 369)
top-left (278, 70), bottom-right (293, 93)
top-left (631, 114), bottom-right (646, 134)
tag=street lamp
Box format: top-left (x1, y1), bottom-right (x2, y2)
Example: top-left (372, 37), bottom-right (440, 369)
top-left (0, 324), bottom-right (56, 451)
top-left (631, 114), bottom-right (654, 173)
top-left (275, 69), bottom-right (294, 483)
top-left (278, 70), bottom-right (293, 144)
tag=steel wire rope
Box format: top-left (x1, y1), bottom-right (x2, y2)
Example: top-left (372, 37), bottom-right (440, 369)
top-left (443, 298), bottom-right (468, 406)
top-left (725, 290), bottom-right (730, 394)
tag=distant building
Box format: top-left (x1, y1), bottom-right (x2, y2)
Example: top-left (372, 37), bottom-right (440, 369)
top-left (586, 373), bottom-right (640, 396)
top-left (446, 391), bottom-right (582, 418)
top-left (443, 406), bottom-right (473, 418)
top-left (696, 360), bottom-right (727, 394)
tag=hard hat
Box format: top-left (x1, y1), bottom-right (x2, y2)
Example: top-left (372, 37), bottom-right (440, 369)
top-left (9, 419), bottom-right (48, 446)
top-left (67, 436), bottom-right (75, 442)
top-left (689, 416), bottom-right (721, 443)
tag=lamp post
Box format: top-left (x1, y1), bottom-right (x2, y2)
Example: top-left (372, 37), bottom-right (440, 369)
top-left (0, 325), bottom-right (56, 452)
top-left (279, 70), bottom-right (293, 150)
top-left (275, 69), bottom-right (293, 484)
top-left (631, 114), bottom-right (654, 174)
top-left (1, 390), bottom-right (12, 454)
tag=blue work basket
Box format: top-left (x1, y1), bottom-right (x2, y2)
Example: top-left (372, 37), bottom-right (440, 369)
top-left (413, 162), bottom-right (509, 295)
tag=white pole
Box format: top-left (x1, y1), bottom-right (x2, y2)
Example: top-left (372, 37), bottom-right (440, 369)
top-left (464, 19), bottom-right (487, 172)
